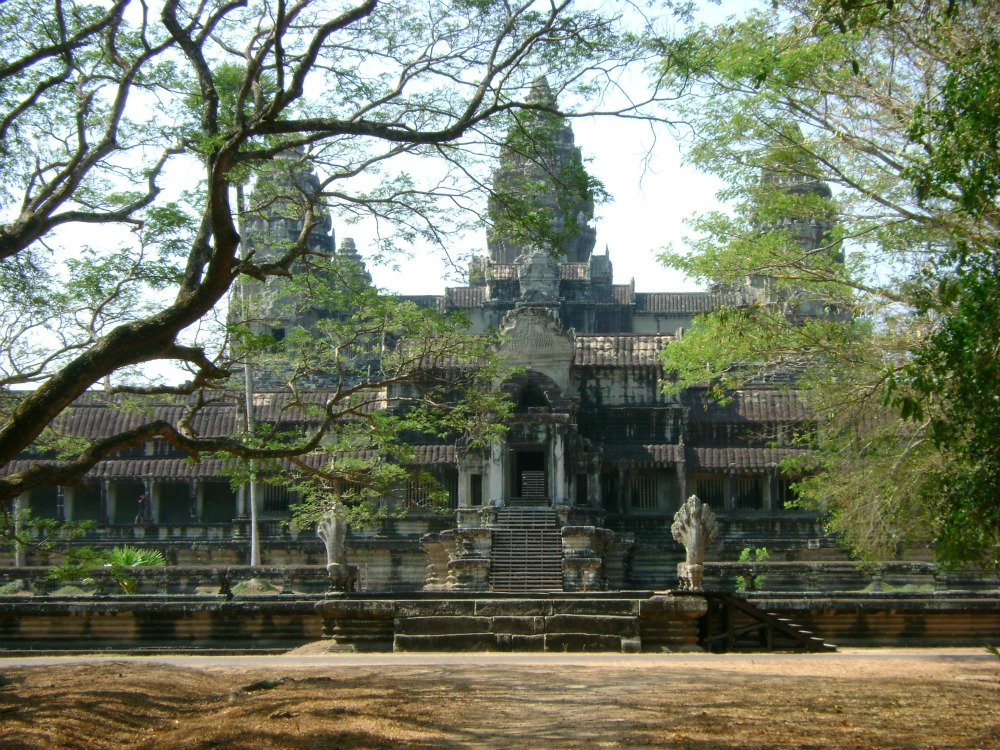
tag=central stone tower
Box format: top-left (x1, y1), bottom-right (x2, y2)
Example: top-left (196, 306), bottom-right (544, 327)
top-left (486, 76), bottom-right (598, 264)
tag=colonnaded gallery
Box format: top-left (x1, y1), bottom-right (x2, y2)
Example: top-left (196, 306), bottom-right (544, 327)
top-left (4, 80), bottom-right (854, 592)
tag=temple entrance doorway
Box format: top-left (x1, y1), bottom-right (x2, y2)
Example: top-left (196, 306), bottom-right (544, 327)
top-left (513, 449), bottom-right (547, 505)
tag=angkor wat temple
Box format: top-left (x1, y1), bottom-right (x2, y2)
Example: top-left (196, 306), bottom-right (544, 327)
top-left (5, 79), bottom-right (848, 592)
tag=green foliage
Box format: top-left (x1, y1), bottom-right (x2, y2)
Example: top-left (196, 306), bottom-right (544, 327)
top-left (735, 546), bottom-right (769, 592)
top-left (47, 546), bottom-right (106, 585)
top-left (654, 0), bottom-right (1000, 568)
top-left (0, 579), bottom-right (28, 596)
top-left (227, 250), bottom-right (513, 529)
top-left (43, 544), bottom-right (165, 594)
top-left (1, 0), bottom-right (663, 515)
top-left (104, 545), bottom-right (167, 595)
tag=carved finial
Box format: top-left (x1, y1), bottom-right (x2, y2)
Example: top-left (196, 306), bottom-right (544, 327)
top-left (670, 495), bottom-right (719, 591)
top-left (317, 503), bottom-right (348, 566)
top-left (317, 502), bottom-right (356, 592)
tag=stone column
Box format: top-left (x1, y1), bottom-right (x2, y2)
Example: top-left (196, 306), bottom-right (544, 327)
top-left (488, 441), bottom-right (505, 505)
top-left (194, 480), bottom-right (205, 522)
top-left (145, 478), bottom-right (156, 524)
top-left (99, 480), bottom-right (109, 524)
top-left (56, 485), bottom-right (73, 521)
top-left (237, 484), bottom-right (248, 517)
top-left (588, 470), bottom-right (599, 508)
top-left (107, 482), bottom-right (118, 525)
top-left (13, 495), bottom-right (26, 567)
top-left (615, 467), bottom-right (625, 514)
top-left (550, 431), bottom-right (567, 506)
top-left (676, 457), bottom-right (687, 506)
top-left (456, 462), bottom-right (471, 508)
top-left (56, 486), bottom-right (66, 522)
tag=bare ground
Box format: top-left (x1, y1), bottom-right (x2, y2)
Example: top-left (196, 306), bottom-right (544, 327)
top-left (1, 648), bottom-right (998, 749)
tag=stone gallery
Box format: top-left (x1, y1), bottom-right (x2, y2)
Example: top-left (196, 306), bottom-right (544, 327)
top-left (0, 80), bottom-right (922, 594)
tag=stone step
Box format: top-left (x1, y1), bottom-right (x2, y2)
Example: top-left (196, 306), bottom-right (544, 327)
top-left (320, 594), bottom-right (708, 653)
top-left (393, 632), bottom-right (641, 653)
top-left (395, 613), bottom-right (641, 639)
top-left (491, 507), bottom-right (563, 592)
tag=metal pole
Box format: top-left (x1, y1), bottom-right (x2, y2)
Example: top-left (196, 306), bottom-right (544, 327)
top-left (237, 182), bottom-right (261, 568)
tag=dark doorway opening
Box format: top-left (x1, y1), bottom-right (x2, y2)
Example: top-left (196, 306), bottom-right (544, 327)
top-left (515, 450), bottom-right (546, 500)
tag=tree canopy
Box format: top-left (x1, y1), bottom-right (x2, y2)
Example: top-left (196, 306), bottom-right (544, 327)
top-left (0, 0), bottom-right (669, 513)
top-left (656, 0), bottom-right (1000, 566)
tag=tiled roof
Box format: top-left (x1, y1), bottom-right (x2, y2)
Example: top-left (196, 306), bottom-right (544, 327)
top-left (52, 399), bottom-right (239, 438)
top-left (25, 390), bottom-right (373, 444)
top-left (686, 446), bottom-right (808, 471)
top-left (600, 444), bottom-right (808, 471)
top-left (685, 388), bottom-right (809, 423)
top-left (3, 442), bottom-right (459, 481)
top-left (445, 287), bottom-right (486, 308)
top-left (307, 444), bottom-right (457, 466)
top-left (489, 264), bottom-right (518, 280)
top-left (603, 443), bottom-right (681, 467)
top-left (411, 444), bottom-right (457, 465)
top-left (574, 334), bottom-right (671, 367)
top-left (0, 457), bottom-right (234, 480)
top-left (635, 292), bottom-right (732, 314)
top-left (397, 295), bottom-right (444, 312)
top-left (560, 263), bottom-right (588, 280)
top-left (611, 284), bottom-right (635, 305)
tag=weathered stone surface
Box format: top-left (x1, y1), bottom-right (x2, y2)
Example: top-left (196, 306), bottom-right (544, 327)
top-left (395, 616), bottom-right (492, 636)
top-left (498, 633), bottom-right (546, 651)
top-left (474, 599), bottom-right (552, 617)
top-left (638, 594), bottom-right (707, 619)
top-left (555, 598), bottom-right (640, 617)
top-left (545, 614), bottom-right (639, 637)
top-left (394, 633), bottom-right (497, 652)
top-left (638, 594), bottom-right (707, 652)
top-left (544, 633), bottom-right (622, 652)
top-left (621, 637), bottom-right (642, 654)
top-left (491, 616), bottom-right (545, 635)
top-left (316, 599), bottom-right (395, 620)
top-left (394, 600), bottom-right (478, 618)
top-left (323, 631), bottom-right (394, 652)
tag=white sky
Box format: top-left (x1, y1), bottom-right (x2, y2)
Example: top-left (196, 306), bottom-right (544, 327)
top-left (355, 0), bottom-right (759, 296)
top-left (360, 114), bottom-right (723, 296)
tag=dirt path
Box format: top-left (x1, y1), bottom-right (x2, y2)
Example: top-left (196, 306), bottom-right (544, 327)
top-left (1, 649), bottom-right (997, 748)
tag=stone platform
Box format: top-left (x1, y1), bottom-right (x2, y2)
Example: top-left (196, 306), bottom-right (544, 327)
top-left (316, 591), bottom-right (707, 653)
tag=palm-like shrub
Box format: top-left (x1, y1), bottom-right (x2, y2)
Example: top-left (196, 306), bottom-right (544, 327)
top-left (105, 545), bottom-right (166, 594)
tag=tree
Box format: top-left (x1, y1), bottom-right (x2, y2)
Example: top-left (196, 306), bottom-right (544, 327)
top-left (0, 1), bottom-right (669, 517)
top-left (654, 0), bottom-right (1000, 565)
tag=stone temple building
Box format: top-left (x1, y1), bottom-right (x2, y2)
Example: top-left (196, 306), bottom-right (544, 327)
top-left (4, 79), bottom-right (844, 591)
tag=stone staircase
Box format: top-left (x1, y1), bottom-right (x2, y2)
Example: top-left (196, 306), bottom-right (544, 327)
top-left (694, 591), bottom-right (837, 652)
top-left (318, 592), bottom-right (836, 653)
top-left (489, 507), bottom-right (563, 592)
top-left (383, 594), bottom-right (707, 652)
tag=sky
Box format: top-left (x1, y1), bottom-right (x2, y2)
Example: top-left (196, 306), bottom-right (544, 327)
top-left (354, 1), bottom-right (758, 297)
top-left (360, 113), bottom-right (724, 296)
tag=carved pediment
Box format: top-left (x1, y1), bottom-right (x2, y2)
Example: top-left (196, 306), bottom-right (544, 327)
top-left (499, 306), bottom-right (575, 390)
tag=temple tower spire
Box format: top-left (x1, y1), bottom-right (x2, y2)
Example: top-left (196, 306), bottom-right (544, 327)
top-left (486, 76), bottom-right (598, 264)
